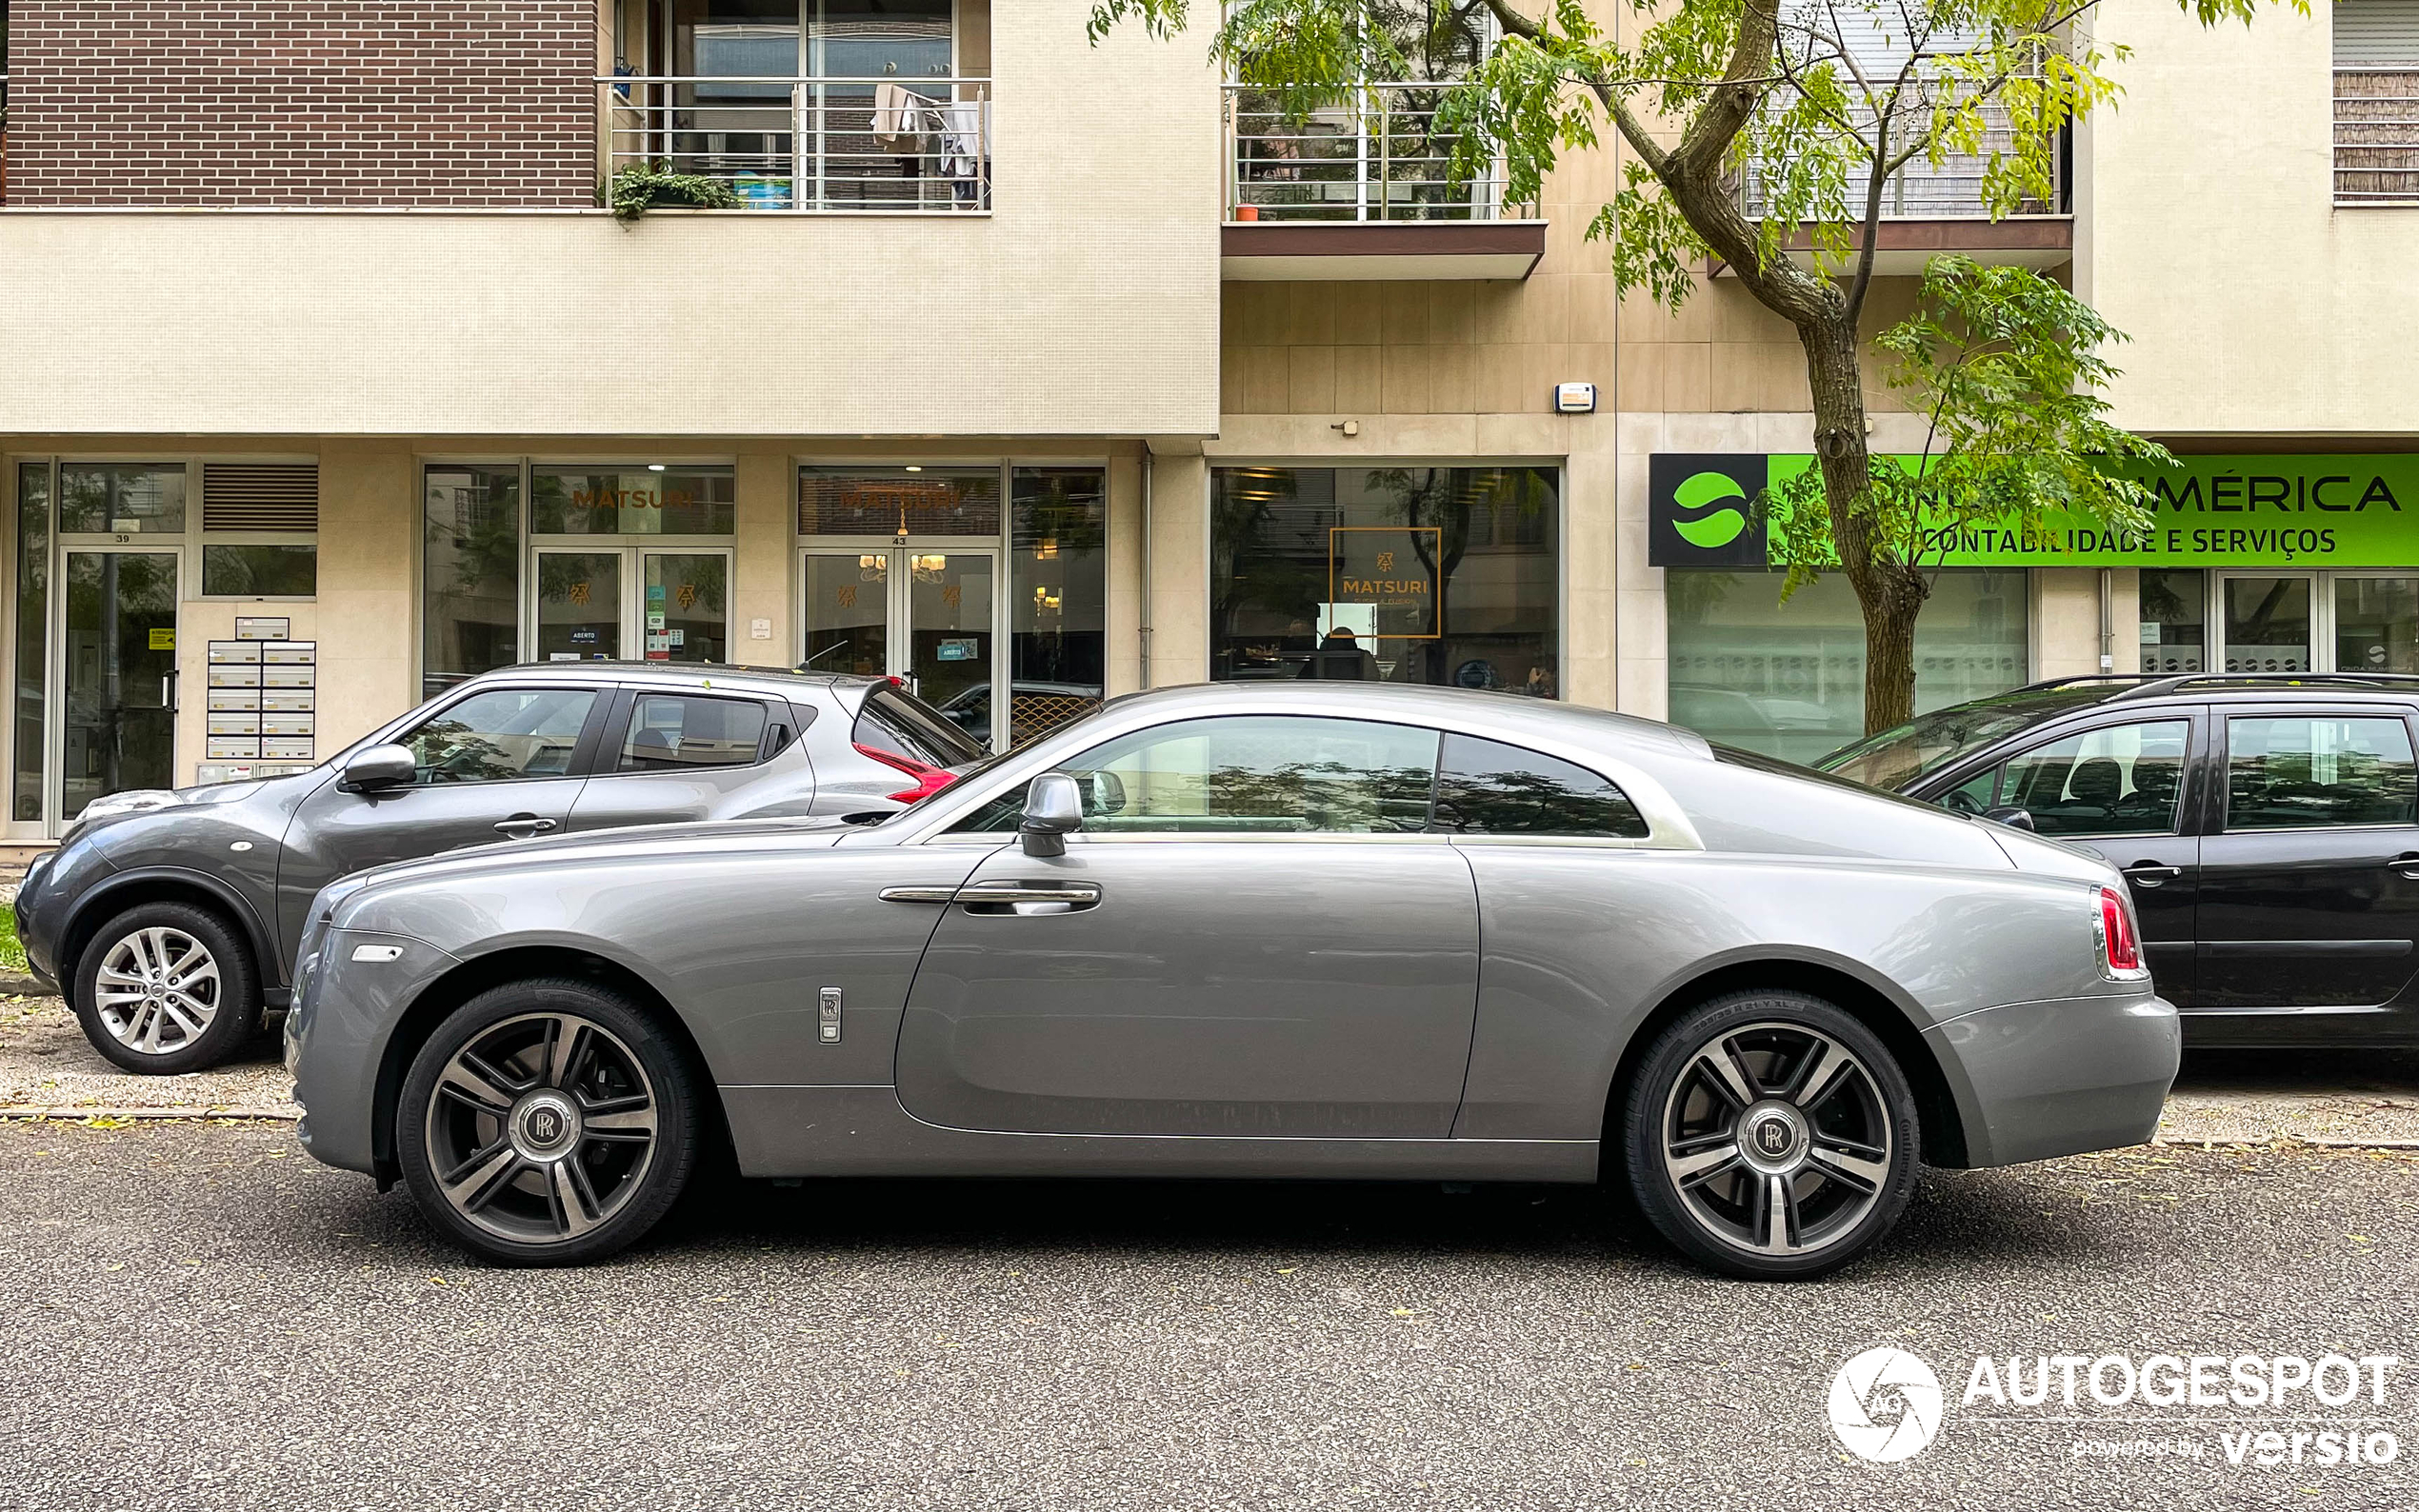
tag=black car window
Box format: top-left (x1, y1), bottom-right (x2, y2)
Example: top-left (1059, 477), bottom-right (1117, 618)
top-left (1995, 721), bottom-right (2189, 837)
top-left (854, 685), bottom-right (987, 767)
top-left (398, 687), bottom-right (597, 785)
top-left (2225, 716), bottom-right (2418, 830)
top-left (950, 716), bottom-right (1440, 834)
top-left (615, 694), bottom-right (770, 773)
top-left (1429, 734), bottom-right (1649, 840)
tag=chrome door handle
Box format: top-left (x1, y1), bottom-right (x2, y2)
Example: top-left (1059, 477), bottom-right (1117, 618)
top-left (955, 880), bottom-right (1103, 915)
top-left (2122, 864), bottom-right (2182, 887)
top-left (879, 885), bottom-right (963, 904)
top-left (2394, 852), bottom-right (2419, 881)
top-left (493, 816), bottom-right (559, 838)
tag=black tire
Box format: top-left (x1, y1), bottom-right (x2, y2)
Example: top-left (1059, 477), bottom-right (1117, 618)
top-left (71, 902), bottom-right (261, 1075)
top-left (396, 978), bottom-right (700, 1266)
top-left (1623, 989), bottom-right (1921, 1281)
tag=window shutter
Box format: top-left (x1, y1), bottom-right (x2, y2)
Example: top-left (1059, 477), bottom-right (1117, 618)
top-left (2339, 0), bottom-right (2419, 63)
top-left (202, 463), bottom-right (319, 532)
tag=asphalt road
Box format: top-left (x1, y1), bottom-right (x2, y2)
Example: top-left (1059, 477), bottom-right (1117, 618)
top-left (2, 1124), bottom-right (2414, 1511)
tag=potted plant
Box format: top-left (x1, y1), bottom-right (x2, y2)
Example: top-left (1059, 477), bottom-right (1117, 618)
top-left (608, 162), bottom-right (743, 222)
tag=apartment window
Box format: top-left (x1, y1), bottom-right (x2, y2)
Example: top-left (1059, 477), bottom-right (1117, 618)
top-left (59, 464), bottom-right (186, 534)
top-left (1666, 570), bottom-right (2029, 766)
top-left (1210, 466), bottom-right (1560, 697)
top-left (2335, 0), bottom-right (2419, 204)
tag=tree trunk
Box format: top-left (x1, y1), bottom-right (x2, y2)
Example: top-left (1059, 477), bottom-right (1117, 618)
top-left (1799, 312), bottom-right (1929, 733)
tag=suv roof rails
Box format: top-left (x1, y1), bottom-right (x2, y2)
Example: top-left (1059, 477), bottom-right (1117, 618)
top-left (2109, 672), bottom-right (2419, 701)
top-left (2011, 674), bottom-right (2168, 694)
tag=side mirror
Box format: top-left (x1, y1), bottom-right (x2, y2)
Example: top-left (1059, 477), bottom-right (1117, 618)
top-left (1020, 771), bottom-right (1084, 857)
top-left (339, 743), bottom-right (417, 794)
top-left (1084, 769), bottom-right (1127, 816)
top-left (1984, 805), bottom-right (2037, 832)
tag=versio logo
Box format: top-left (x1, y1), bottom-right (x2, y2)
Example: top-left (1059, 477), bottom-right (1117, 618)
top-left (1670, 470), bottom-right (1749, 548)
top-left (1648, 453), bottom-right (1769, 567)
top-left (1830, 1348), bottom-right (1947, 1463)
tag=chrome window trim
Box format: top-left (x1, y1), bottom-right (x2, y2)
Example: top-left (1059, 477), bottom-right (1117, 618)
top-left (889, 697), bottom-right (1706, 852)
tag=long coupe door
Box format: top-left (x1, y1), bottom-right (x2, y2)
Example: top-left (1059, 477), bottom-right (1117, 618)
top-left (892, 712), bottom-right (1479, 1138)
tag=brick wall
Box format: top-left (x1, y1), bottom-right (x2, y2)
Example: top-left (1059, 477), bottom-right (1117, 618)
top-left (5, 2), bottom-right (597, 206)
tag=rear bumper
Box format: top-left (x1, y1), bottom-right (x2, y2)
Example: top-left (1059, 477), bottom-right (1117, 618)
top-left (1926, 991), bottom-right (2179, 1167)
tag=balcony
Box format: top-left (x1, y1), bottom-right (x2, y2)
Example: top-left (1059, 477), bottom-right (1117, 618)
top-left (1734, 104), bottom-right (2073, 274)
top-left (599, 75), bottom-right (990, 213)
top-left (1221, 84), bottom-right (1546, 281)
top-left (2335, 69), bottom-right (2419, 205)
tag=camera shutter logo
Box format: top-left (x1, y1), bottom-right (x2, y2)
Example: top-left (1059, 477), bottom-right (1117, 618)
top-left (1829, 1347), bottom-right (1946, 1462)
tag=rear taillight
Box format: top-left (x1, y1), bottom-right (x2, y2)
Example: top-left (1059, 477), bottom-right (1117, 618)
top-left (2095, 885), bottom-right (2147, 978)
top-left (854, 741), bottom-right (958, 805)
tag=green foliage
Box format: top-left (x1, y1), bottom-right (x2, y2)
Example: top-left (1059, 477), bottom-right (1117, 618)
top-left (608, 162), bottom-right (743, 222)
top-left (1770, 257), bottom-right (2174, 589)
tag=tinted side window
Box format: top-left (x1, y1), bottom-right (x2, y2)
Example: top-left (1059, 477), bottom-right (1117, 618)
top-left (2226, 716), bottom-right (2418, 830)
top-left (399, 687), bottom-right (595, 785)
top-left (616, 694), bottom-right (769, 773)
top-left (1429, 734), bottom-right (1648, 839)
top-left (853, 686), bottom-right (987, 767)
top-left (1996, 721), bottom-right (2189, 837)
top-left (950, 715), bottom-right (1438, 834)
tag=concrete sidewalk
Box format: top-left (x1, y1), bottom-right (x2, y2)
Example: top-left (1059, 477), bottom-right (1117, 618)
top-left (5, 990), bottom-right (2418, 1144)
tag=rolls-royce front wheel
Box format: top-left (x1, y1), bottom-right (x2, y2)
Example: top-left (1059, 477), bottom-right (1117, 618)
top-left (396, 980), bottom-right (700, 1265)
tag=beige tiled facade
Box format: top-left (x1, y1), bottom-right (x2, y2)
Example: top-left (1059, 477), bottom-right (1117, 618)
top-left (2, 0), bottom-right (2410, 838)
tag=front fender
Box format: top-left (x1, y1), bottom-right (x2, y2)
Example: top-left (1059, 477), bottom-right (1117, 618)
top-left (59, 864), bottom-right (284, 1005)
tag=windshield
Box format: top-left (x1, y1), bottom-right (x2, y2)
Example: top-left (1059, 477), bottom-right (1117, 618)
top-left (1813, 692), bottom-right (2099, 791)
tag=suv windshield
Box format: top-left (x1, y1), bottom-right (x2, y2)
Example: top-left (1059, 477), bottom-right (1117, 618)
top-left (1814, 691), bottom-right (2102, 791)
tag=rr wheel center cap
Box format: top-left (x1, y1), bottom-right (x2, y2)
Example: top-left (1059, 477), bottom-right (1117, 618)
top-left (510, 1092), bottom-right (582, 1160)
top-left (1738, 1101), bottom-right (1809, 1175)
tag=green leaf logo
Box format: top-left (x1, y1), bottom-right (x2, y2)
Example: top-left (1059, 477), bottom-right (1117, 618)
top-left (1670, 470), bottom-right (1749, 549)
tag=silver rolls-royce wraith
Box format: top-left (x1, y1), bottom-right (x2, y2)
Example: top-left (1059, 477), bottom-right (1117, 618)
top-left (285, 682), bottom-right (2177, 1281)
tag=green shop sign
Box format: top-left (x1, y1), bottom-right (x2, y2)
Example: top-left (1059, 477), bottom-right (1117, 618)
top-left (1648, 452), bottom-right (2419, 570)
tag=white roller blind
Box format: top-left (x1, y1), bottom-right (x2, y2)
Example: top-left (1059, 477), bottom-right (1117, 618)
top-left (2337, 0), bottom-right (2419, 65)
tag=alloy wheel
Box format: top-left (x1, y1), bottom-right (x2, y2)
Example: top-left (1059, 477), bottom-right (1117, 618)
top-left (421, 1012), bottom-right (661, 1246)
top-left (92, 926), bottom-right (222, 1056)
top-left (1659, 1020), bottom-right (1894, 1258)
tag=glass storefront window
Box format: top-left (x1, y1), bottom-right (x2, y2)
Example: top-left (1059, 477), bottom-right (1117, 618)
top-left (423, 466), bottom-right (524, 698)
top-left (1667, 569), bottom-right (2029, 766)
top-left (1010, 468), bottom-right (1106, 745)
top-left (1210, 466), bottom-right (1559, 696)
top-left (58, 464), bottom-right (186, 535)
top-left (530, 467), bottom-right (736, 536)
top-left (798, 466), bottom-right (1001, 537)
top-left (2334, 577), bottom-right (2419, 673)
top-left (2139, 568), bottom-right (2207, 674)
top-left (202, 544), bottom-right (318, 597)
top-left (14, 464), bottom-right (50, 825)
top-left (2221, 575), bottom-right (2311, 674)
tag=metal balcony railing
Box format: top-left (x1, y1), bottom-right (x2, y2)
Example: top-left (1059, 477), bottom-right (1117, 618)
top-left (1225, 83), bottom-right (1527, 222)
top-left (599, 75), bottom-right (990, 213)
top-left (1742, 103), bottom-right (2069, 221)
top-left (2335, 69), bottom-right (2419, 205)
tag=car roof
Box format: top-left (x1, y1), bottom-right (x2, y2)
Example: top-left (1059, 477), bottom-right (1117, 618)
top-left (470, 661), bottom-right (884, 699)
top-left (1099, 679), bottom-right (1712, 759)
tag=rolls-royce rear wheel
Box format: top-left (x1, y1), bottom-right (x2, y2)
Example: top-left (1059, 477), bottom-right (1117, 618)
top-left (396, 979), bottom-right (700, 1266)
top-left (1623, 990), bottom-right (1920, 1281)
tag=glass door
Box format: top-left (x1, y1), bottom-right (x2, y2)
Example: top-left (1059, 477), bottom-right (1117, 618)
top-left (799, 546), bottom-right (1002, 747)
top-left (641, 550), bottom-right (731, 663)
top-left (2218, 574), bottom-right (2313, 674)
top-left (905, 550), bottom-right (995, 738)
top-left (58, 550), bottom-right (180, 823)
top-left (535, 549), bottom-right (624, 662)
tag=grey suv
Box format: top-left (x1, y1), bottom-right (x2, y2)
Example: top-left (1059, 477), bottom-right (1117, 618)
top-left (14, 663), bottom-right (986, 1073)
